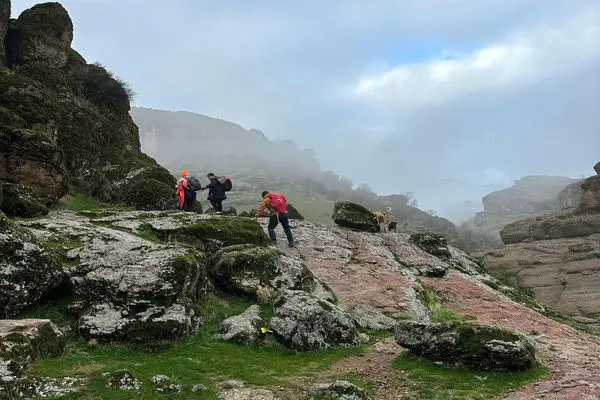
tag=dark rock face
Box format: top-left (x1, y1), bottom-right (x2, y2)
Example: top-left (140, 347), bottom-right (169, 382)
top-left (287, 203), bottom-right (304, 220)
top-left (332, 201), bottom-right (379, 232)
top-left (395, 321), bottom-right (536, 372)
top-left (0, 0), bottom-right (9, 66)
top-left (0, 183), bottom-right (48, 217)
top-left (0, 2), bottom-right (176, 211)
top-left (0, 211), bottom-right (63, 317)
top-left (594, 161), bottom-right (600, 176)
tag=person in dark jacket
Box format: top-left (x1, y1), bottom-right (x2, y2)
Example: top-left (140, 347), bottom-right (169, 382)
top-left (201, 172), bottom-right (227, 213)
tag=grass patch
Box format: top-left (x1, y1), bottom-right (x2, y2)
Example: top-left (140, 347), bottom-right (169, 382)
top-left (417, 284), bottom-right (474, 323)
top-left (29, 293), bottom-right (366, 399)
top-left (58, 193), bottom-right (104, 212)
top-left (392, 351), bottom-right (547, 400)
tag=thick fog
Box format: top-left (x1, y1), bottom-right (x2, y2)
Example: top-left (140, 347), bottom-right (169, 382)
top-left (12, 0), bottom-right (600, 214)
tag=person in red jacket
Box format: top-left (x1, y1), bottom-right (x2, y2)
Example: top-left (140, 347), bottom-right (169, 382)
top-left (256, 191), bottom-right (294, 247)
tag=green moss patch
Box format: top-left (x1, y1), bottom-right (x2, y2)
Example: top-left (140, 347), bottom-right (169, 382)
top-left (409, 233), bottom-right (452, 260)
top-left (0, 183), bottom-right (48, 218)
top-left (180, 218), bottom-right (271, 248)
top-left (392, 352), bottom-right (546, 400)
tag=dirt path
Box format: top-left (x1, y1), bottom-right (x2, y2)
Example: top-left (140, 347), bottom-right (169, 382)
top-left (278, 338), bottom-right (418, 400)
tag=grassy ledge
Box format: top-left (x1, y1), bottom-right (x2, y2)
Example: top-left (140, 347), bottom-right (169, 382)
top-left (392, 352), bottom-right (547, 400)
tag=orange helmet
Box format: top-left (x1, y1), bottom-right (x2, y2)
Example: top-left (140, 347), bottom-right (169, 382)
top-left (181, 170), bottom-right (189, 176)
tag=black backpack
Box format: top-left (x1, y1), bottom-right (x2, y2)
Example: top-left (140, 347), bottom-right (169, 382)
top-left (219, 177), bottom-right (232, 192)
top-left (187, 176), bottom-right (202, 191)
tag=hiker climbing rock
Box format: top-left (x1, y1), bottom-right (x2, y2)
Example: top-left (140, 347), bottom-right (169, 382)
top-left (201, 173), bottom-right (232, 214)
top-left (256, 191), bottom-right (294, 247)
top-left (175, 170), bottom-right (200, 211)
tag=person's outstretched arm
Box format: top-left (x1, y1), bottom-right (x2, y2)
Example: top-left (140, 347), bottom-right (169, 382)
top-left (256, 198), bottom-right (270, 217)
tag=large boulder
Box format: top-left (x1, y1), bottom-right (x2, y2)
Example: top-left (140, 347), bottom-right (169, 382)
top-left (395, 321), bottom-right (535, 371)
top-left (74, 239), bottom-right (207, 342)
top-left (557, 180), bottom-right (584, 210)
top-left (269, 290), bottom-right (363, 351)
top-left (577, 175), bottom-right (600, 215)
top-left (211, 244), bottom-right (334, 301)
top-left (14, 2), bottom-right (74, 68)
top-left (594, 161), bottom-right (600, 175)
top-left (0, 211), bottom-right (63, 317)
top-left (0, 0), bottom-right (9, 66)
top-left (332, 201), bottom-right (379, 232)
top-left (216, 305), bottom-right (264, 345)
top-left (152, 217), bottom-right (271, 250)
top-left (0, 319), bottom-right (65, 382)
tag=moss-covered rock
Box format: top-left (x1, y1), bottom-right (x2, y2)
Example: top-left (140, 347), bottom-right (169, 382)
top-left (121, 178), bottom-right (176, 211)
top-left (14, 2), bottom-right (73, 68)
top-left (409, 232), bottom-right (452, 260)
top-left (0, 3), bottom-right (176, 211)
top-left (332, 201), bottom-right (380, 232)
top-left (168, 217), bottom-right (271, 249)
top-left (74, 244), bottom-right (208, 342)
top-left (395, 320), bottom-right (536, 371)
top-left (0, 183), bottom-right (49, 217)
top-left (0, 319), bottom-right (65, 382)
top-left (269, 290), bottom-right (364, 352)
top-left (0, 211), bottom-right (63, 317)
top-left (210, 244), bottom-right (333, 301)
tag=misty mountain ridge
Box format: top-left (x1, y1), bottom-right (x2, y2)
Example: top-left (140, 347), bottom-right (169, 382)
top-left (132, 106), bottom-right (462, 242)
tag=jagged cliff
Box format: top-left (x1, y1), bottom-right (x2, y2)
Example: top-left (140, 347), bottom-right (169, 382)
top-left (0, 1), bottom-right (176, 217)
top-left (482, 169), bottom-right (600, 319)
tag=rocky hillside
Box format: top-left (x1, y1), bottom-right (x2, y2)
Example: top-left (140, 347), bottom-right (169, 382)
top-left (131, 107), bottom-right (461, 243)
top-left (461, 175), bottom-right (581, 249)
top-left (0, 2), bottom-right (176, 218)
top-left (481, 166), bottom-right (600, 321)
top-left (2, 197), bottom-right (600, 399)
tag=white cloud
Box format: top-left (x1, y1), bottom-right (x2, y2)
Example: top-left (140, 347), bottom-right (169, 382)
top-left (350, 6), bottom-right (600, 110)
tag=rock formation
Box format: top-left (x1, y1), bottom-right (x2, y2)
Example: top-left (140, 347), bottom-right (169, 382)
top-left (594, 161), bottom-right (600, 175)
top-left (482, 173), bottom-right (600, 318)
top-left (462, 175), bottom-right (580, 248)
top-left (395, 321), bottom-right (535, 372)
top-left (332, 200), bottom-right (380, 232)
top-left (0, 1), bottom-right (176, 216)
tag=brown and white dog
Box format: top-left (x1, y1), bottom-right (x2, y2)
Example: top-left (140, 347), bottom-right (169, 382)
top-left (373, 207), bottom-right (392, 232)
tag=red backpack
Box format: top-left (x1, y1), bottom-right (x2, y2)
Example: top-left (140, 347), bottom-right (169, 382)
top-left (269, 193), bottom-right (288, 213)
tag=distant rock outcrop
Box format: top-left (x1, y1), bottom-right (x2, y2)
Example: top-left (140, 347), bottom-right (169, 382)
top-left (594, 161), bottom-right (600, 175)
top-left (0, 1), bottom-right (175, 215)
top-left (483, 173), bottom-right (600, 318)
top-left (462, 175), bottom-right (580, 249)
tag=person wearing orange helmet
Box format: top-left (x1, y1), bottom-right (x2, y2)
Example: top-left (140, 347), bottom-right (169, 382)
top-left (175, 169), bottom-right (195, 211)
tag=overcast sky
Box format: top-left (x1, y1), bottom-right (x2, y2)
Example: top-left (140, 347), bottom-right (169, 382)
top-left (12, 0), bottom-right (600, 212)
